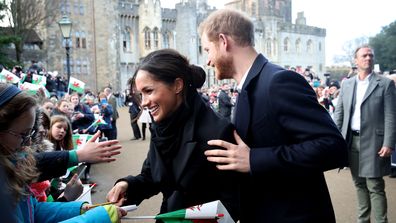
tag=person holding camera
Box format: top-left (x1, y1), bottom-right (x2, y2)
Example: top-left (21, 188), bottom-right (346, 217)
top-left (70, 93), bottom-right (95, 134)
top-left (95, 92), bottom-right (114, 139)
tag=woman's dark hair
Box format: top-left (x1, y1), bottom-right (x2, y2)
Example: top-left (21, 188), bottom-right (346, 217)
top-left (132, 49), bottom-right (206, 101)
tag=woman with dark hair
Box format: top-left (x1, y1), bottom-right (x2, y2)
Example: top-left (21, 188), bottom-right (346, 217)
top-left (106, 49), bottom-right (240, 221)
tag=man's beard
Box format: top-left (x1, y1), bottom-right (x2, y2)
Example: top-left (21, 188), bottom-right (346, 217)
top-left (215, 54), bottom-right (235, 80)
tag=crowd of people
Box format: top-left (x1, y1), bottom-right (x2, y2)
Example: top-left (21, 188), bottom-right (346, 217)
top-left (1, 8), bottom-right (395, 223)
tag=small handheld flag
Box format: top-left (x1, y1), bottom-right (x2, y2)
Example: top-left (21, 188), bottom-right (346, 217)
top-left (122, 200), bottom-right (234, 223)
top-left (68, 76), bottom-right (85, 93)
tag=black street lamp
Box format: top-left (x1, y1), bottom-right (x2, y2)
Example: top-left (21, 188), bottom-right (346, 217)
top-left (58, 15), bottom-right (72, 88)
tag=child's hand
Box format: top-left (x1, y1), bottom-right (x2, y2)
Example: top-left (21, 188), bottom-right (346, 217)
top-left (62, 174), bottom-right (83, 201)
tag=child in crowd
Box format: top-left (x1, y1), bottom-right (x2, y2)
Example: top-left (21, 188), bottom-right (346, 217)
top-left (41, 98), bottom-right (55, 114)
top-left (47, 115), bottom-right (81, 200)
top-left (0, 83), bottom-right (126, 222)
top-left (52, 99), bottom-right (71, 119)
top-left (48, 115), bottom-right (74, 151)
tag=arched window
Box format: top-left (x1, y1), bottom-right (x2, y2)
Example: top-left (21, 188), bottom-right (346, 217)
top-left (82, 59), bottom-right (88, 74)
top-left (163, 32), bottom-right (170, 48)
top-left (307, 39), bottom-right (313, 53)
top-left (144, 27), bottom-right (151, 49)
top-left (75, 31), bottom-right (80, 48)
top-left (123, 28), bottom-right (131, 52)
top-left (81, 31), bottom-right (86, 49)
top-left (273, 38), bottom-right (277, 56)
top-left (266, 38), bottom-right (272, 57)
top-left (75, 59), bottom-right (81, 74)
top-left (283, 37), bottom-right (289, 52)
top-left (296, 38), bottom-right (301, 53)
top-left (153, 27), bottom-right (159, 48)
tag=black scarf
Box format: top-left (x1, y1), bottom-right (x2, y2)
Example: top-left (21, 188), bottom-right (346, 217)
top-left (150, 100), bottom-right (192, 168)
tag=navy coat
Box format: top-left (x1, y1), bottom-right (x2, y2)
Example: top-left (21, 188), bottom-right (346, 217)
top-left (235, 54), bottom-right (348, 222)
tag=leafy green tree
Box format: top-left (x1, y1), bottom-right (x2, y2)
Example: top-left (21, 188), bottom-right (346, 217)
top-left (370, 20), bottom-right (396, 72)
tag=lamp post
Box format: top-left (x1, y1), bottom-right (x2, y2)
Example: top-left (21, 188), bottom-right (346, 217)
top-left (58, 15), bottom-right (72, 88)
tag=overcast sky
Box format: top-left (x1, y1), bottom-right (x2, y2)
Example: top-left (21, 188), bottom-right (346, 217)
top-left (161, 0), bottom-right (396, 65)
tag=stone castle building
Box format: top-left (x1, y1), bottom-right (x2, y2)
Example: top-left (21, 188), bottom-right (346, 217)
top-left (39, 0), bottom-right (325, 92)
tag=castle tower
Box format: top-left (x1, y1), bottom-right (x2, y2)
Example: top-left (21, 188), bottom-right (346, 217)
top-left (138, 0), bottom-right (162, 57)
top-left (175, 1), bottom-right (199, 63)
top-left (91, 0), bottom-right (120, 90)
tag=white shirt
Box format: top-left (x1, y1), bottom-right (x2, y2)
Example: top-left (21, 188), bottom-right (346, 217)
top-left (237, 65), bottom-right (252, 92)
top-left (351, 74), bottom-right (372, 131)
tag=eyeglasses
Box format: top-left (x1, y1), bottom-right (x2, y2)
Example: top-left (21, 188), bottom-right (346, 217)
top-left (4, 130), bottom-right (35, 146)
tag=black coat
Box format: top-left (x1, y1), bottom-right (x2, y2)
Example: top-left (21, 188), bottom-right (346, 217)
top-left (118, 93), bottom-right (240, 220)
top-left (217, 90), bottom-right (233, 117)
top-left (235, 54), bottom-right (348, 223)
top-left (35, 151), bottom-right (70, 181)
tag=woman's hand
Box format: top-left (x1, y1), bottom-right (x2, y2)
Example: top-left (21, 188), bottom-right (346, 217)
top-left (106, 181), bottom-right (128, 206)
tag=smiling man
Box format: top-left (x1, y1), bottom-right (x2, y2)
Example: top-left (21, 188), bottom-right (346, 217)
top-left (199, 9), bottom-right (348, 223)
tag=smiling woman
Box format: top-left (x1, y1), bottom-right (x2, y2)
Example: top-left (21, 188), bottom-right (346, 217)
top-left (106, 49), bottom-right (241, 221)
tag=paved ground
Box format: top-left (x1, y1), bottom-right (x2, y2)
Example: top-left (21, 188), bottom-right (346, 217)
top-left (91, 107), bottom-right (396, 222)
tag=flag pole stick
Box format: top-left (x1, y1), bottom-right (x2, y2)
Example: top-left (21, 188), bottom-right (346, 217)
top-left (75, 183), bottom-right (96, 201)
top-left (88, 201), bottom-right (116, 209)
top-left (121, 216), bottom-right (156, 219)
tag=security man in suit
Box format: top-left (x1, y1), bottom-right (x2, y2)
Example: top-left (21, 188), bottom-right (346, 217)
top-left (334, 45), bottom-right (396, 223)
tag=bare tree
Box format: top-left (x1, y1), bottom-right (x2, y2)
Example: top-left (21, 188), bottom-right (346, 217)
top-left (4, 0), bottom-right (59, 62)
top-left (342, 36), bottom-right (369, 66)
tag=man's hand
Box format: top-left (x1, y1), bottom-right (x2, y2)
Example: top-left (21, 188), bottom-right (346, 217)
top-left (205, 130), bottom-right (251, 173)
top-left (378, 146), bottom-right (393, 157)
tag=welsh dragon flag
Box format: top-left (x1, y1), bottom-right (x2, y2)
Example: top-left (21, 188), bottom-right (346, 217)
top-left (123, 200), bottom-right (234, 223)
top-left (68, 76), bottom-right (85, 93)
top-left (72, 134), bottom-right (94, 150)
top-left (84, 115), bottom-right (107, 132)
top-left (19, 82), bottom-right (41, 95)
top-left (0, 68), bottom-right (20, 84)
top-left (32, 74), bottom-right (47, 86)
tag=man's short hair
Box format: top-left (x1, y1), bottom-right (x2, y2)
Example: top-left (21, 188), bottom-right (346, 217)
top-left (354, 44), bottom-right (373, 59)
top-left (198, 9), bottom-right (254, 47)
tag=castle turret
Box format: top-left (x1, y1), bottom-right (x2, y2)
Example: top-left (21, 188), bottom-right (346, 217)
top-left (175, 1), bottom-right (199, 63)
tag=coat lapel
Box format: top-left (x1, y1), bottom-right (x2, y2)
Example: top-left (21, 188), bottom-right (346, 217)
top-left (172, 96), bottom-right (200, 183)
top-left (362, 74), bottom-right (380, 104)
top-left (235, 54), bottom-right (267, 139)
top-left (343, 77), bottom-right (356, 115)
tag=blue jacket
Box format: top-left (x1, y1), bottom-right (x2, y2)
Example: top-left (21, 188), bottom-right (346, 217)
top-left (15, 195), bottom-right (112, 223)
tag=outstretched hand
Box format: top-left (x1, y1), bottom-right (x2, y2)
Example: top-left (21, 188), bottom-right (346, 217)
top-left (76, 131), bottom-right (122, 164)
top-left (205, 130), bottom-right (251, 173)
